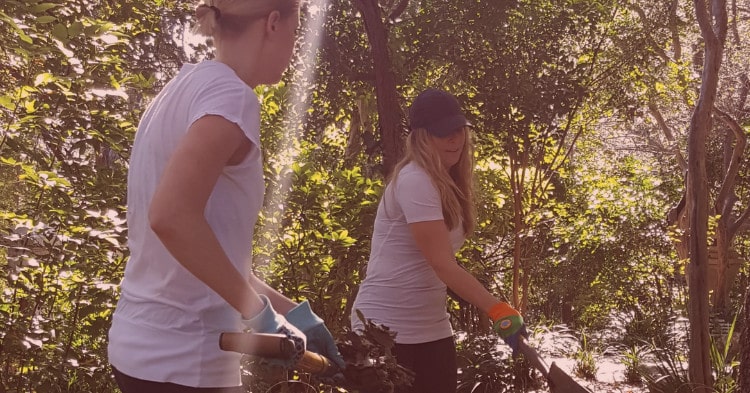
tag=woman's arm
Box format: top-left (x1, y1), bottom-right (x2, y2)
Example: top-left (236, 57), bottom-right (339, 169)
top-left (248, 274), bottom-right (297, 314)
top-left (410, 219), bottom-right (528, 353)
top-left (148, 115), bottom-right (265, 319)
top-left (408, 220), bottom-right (499, 314)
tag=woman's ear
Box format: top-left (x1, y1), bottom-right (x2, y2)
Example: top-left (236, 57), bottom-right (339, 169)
top-left (265, 10), bottom-right (281, 34)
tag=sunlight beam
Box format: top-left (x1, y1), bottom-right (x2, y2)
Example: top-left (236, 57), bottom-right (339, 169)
top-left (256, 0), bottom-right (330, 269)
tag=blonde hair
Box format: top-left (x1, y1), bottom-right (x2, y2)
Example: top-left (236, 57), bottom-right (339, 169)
top-left (193, 0), bottom-right (301, 38)
top-left (390, 127), bottom-right (476, 235)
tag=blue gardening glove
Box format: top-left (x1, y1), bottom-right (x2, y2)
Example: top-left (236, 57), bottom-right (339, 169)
top-left (242, 295), bottom-right (307, 368)
top-left (489, 302), bottom-right (529, 356)
top-left (285, 300), bottom-right (346, 374)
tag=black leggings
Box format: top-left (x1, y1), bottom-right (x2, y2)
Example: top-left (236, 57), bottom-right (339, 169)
top-left (392, 337), bottom-right (457, 393)
top-left (112, 367), bottom-right (244, 393)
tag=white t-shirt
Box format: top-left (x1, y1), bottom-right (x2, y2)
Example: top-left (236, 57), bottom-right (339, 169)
top-left (351, 162), bottom-right (465, 344)
top-left (108, 61), bottom-right (263, 387)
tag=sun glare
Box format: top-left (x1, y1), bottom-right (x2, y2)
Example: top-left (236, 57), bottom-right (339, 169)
top-left (256, 0), bottom-right (330, 266)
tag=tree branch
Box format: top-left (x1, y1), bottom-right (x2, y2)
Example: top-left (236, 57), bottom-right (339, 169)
top-left (731, 0), bottom-right (741, 45)
top-left (694, 0), bottom-right (716, 41)
top-left (713, 106), bottom-right (748, 232)
top-left (712, 0), bottom-right (729, 43)
top-left (387, 0), bottom-right (409, 21)
top-left (733, 204), bottom-right (750, 235)
top-left (647, 101), bottom-right (688, 170)
top-left (669, 0), bottom-right (684, 59)
top-left (739, 74), bottom-right (749, 114)
top-left (627, 3), bottom-right (672, 62)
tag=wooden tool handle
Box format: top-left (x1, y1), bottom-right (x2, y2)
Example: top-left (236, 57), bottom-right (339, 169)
top-left (219, 332), bottom-right (333, 375)
top-left (518, 339), bottom-right (550, 378)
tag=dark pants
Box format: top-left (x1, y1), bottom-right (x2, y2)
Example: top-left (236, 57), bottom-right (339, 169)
top-left (112, 367), bottom-right (244, 393)
top-left (392, 336), bottom-right (457, 393)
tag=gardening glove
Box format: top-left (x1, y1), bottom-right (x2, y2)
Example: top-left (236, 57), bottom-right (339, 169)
top-left (489, 301), bottom-right (529, 356)
top-left (242, 294), bottom-right (307, 369)
top-left (286, 300), bottom-right (346, 376)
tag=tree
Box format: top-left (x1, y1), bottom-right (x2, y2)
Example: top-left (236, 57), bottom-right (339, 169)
top-left (351, 0), bottom-right (406, 177)
top-left (0, 1), bottom-right (193, 390)
top-left (686, 0), bottom-right (728, 390)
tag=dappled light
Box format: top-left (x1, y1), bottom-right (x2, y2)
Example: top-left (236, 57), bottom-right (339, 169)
top-left (0, 0), bottom-right (748, 392)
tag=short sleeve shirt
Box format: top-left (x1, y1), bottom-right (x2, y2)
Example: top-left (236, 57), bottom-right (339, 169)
top-left (108, 61), bottom-right (263, 387)
top-left (351, 162), bottom-right (465, 344)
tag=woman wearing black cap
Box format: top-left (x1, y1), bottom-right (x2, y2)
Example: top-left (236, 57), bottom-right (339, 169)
top-left (351, 89), bottom-right (527, 392)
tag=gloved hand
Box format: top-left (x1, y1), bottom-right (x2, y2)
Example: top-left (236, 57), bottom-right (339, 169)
top-left (242, 295), bottom-right (307, 368)
top-left (489, 302), bottom-right (529, 355)
top-left (285, 300), bottom-right (346, 374)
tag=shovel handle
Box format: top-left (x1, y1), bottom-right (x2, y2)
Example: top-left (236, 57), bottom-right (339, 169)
top-left (220, 332), bottom-right (333, 375)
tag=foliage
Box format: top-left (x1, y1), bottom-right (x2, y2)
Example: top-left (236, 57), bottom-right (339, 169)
top-left (244, 311), bottom-right (415, 393)
top-left (573, 331), bottom-right (598, 381)
top-left (640, 343), bottom-right (691, 393)
top-left (455, 334), bottom-right (516, 393)
top-left (620, 343), bottom-right (649, 385)
top-left (336, 311), bottom-right (415, 393)
top-left (612, 316), bottom-right (745, 393)
top-left (0, 0), bottom-right (195, 391)
top-left (709, 315), bottom-right (739, 393)
top-left (532, 140), bottom-right (679, 331)
top-left (253, 131), bottom-right (383, 334)
top-left (0, 0), bottom-right (747, 391)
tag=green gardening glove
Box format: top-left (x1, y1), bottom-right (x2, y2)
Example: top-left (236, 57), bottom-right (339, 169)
top-left (489, 302), bottom-right (528, 356)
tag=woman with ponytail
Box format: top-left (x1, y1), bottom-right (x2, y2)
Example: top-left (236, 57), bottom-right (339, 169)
top-left (108, 2), bottom-right (343, 392)
top-left (351, 89), bottom-right (527, 393)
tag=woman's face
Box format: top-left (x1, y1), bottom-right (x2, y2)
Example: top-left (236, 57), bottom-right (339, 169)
top-left (430, 127), bottom-right (466, 169)
top-left (264, 8), bottom-right (300, 83)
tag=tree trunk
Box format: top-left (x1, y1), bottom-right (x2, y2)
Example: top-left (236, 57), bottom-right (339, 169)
top-left (686, 99), bottom-right (714, 393)
top-left (712, 224), bottom-right (735, 314)
top-left (687, 1), bottom-right (727, 391)
top-left (510, 159), bottom-right (523, 309)
top-left (741, 286), bottom-right (750, 391)
top-left (352, 0), bottom-right (405, 177)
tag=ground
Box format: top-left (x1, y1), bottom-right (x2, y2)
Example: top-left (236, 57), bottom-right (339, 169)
top-left (546, 357), bottom-right (648, 393)
top-left (523, 327), bottom-right (651, 393)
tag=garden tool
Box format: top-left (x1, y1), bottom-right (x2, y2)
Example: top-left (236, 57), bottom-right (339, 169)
top-left (220, 332), bottom-right (334, 374)
top-left (518, 339), bottom-right (593, 393)
top-left (221, 331), bottom-right (415, 391)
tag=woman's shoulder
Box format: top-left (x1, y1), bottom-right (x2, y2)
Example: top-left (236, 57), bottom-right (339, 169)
top-left (187, 61), bottom-right (260, 110)
top-left (397, 162), bottom-right (431, 182)
top-left (182, 61), bottom-right (255, 94)
top-left (394, 162), bottom-right (436, 193)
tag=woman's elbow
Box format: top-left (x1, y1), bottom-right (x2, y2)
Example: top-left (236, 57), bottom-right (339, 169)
top-left (148, 201), bottom-right (180, 239)
top-left (430, 261), bottom-right (459, 282)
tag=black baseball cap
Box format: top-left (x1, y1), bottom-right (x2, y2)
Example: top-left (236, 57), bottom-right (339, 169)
top-left (408, 88), bottom-right (472, 137)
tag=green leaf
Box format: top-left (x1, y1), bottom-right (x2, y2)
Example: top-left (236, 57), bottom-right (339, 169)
top-left (51, 23), bottom-right (68, 41)
top-left (18, 30), bottom-right (33, 44)
top-left (68, 21), bottom-right (83, 37)
top-left (0, 95), bottom-right (15, 110)
top-left (34, 73), bottom-right (55, 86)
top-left (24, 100), bottom-right (36, 114)
top-left (36, 16), bottom-right (57, 24)
top-left (32, 3), bottom-right (60, 13)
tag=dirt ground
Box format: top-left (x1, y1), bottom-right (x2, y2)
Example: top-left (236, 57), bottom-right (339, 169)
top-left (545, 357), bottom-right (648, 393)
top-left (524, 329), bottom-right (651, 393)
